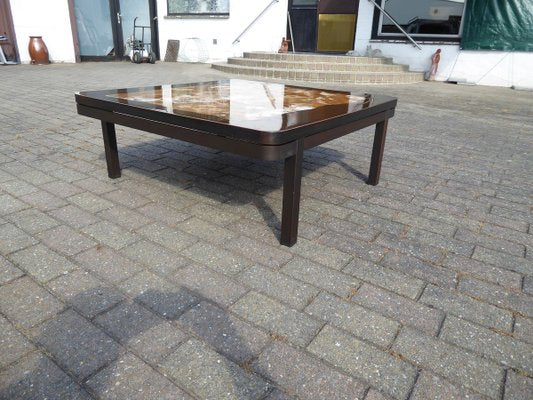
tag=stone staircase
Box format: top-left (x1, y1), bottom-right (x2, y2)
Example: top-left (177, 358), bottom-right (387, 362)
top-left (211, 51), bottom-right (424, 84)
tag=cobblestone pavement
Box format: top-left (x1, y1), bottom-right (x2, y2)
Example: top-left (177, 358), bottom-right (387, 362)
top-left (0, 61), bottom-right (532, 400)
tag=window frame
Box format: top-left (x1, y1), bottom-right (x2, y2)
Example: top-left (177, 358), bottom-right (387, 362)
top-left (371, 0), bottom-right (467, 42)
top-left (166, 0), bottom-right (229, 17)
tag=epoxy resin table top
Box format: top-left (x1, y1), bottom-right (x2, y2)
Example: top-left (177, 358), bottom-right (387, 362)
top-left (76, 79), bottom-right (397, 135)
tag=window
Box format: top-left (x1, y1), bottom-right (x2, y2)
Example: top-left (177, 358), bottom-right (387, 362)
top-left (167, 0), bottom-right (229, 16)
top-left (375, 0), bottom-right (466, 40)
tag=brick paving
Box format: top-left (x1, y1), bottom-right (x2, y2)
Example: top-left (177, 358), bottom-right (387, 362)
top-left (0, 61), bottom-right (532, 399)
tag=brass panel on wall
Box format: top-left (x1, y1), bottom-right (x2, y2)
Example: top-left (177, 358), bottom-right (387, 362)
top-left (316, 14), bottom-right (356, 52)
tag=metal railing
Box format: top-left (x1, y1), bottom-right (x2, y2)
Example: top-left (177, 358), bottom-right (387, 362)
top-left (233, 0), bottom-right (279, 45)
top-left (367, 0), bottom-right (422, 50)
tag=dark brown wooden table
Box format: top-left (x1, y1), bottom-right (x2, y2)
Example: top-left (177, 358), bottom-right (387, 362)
top-left (75, 79), bottom-right (396, 246)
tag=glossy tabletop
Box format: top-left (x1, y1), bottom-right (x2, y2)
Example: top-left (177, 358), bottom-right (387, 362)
top-left (76, 79), bottom-right (397, 144)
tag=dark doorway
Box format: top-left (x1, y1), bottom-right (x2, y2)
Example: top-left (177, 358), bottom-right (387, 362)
top-left (0, 0), bottom-right (19, 63)
top-left (288, 0), bottom-right (318, 52)
top-left (71, 0), bottom-right (159, 61)
top-left (287, 0), bottom-right (359, 53)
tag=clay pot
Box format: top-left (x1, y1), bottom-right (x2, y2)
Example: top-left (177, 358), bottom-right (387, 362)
top-left (28, 36), bottom-right (50, 64)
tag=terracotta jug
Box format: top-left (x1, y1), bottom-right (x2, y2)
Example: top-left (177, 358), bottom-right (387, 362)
top-left (28, 36), bottom-right (50, 64)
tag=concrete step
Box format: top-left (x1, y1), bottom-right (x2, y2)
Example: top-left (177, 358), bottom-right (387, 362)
top-left (243, 51), bottom-right (393, 65)
top-left (211, 63), bottom-right (424, 84)
top-left (228, 57), bottom-right (408, 72)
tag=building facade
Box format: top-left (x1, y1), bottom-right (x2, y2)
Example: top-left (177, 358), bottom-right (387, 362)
top-left (2, 0), bottom-right (532, 88)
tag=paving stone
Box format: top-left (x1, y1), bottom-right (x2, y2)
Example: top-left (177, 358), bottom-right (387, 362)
top-left (224, 235), bottom-right (293, 268)
top-left (481, 224), bottom-right (533, 248)
top-left (187, 202), bottom-right (241, 225)
top-left (381, 251), bottom-right (456, 289)
top-left (410, 371), bottom-right (486, 400)
top-left (281, 257), bottom-right (358, 298)
top-left (455, 229), bottom-right (525, 257)
top-left (375, 232), bottom-right (446, 264)
top-left (47, 269), bottom-right (124, 318)
top-left (343, 257), bottom-right (424, 299)
top-left (364, 389), bottom-right (393, 400)
top-left (19, 170), bottom-right (56, 185)
top-left (0, 193), bottom-right (29, 215)
top-left (263, 388), bottom-right (296, 400)
top-left (318, 231), bottom-right (386, 263)
top-left (392, 327), bottom-right (504, 399)
top-left (6, 208), bottom-right (60, 234)
top-left (420, 284), bottom-right (513, 332)
top-left (42, 179), bottom-right (85, 198)
top-left (97, 204), bottom-right (153, 230)
top-left (0, 179), bottom-right (38, 197)
top-left (0, 352), bottom-right (91, 400)
top-left (18, 190), bottom-right (68, 211)
top-left (49, 167), bottom-right (87, 183)
top-left (103, 189), bottom-right (151, 208)
top-left (74, 245), bottom-right (142, 284)
top-left (288, 237), bottom-right (353, 270)
top-left (37, 225), bottom-right (96, 256)
top-left (181, 241), bottom-right (252, 276)
top-left (31, 309), bottom-right (119, 380)
top-left (173, 263), bottom-right (248, 307)
top-left (504, 370), bottom-right (533, 400)
top-left (407, 228), bottom-right (475, 257)
top-left (308, 325), bottom-right (417, 400)
top-left (230, 291), bottom-right (322, 346)
top-left (254, 341), bottom-right (367, 400)
top-left (82, 220), bottom-right (139, 250)
top-left (440, 316), bottom-right (533, 374)
top-left (238, 264), bottom-right (318, 309)
top-left (68, 191), bottom-right (114, 212)
top-left (121, 240), bottom-right (189, 277)
top-left (178, 301), bottom-right (269, 363)
top-left (118, 270), bottom-right (199, 318)
top-left (136, 202), bottom-right (190, 226)
top-left (0, 255), bottom-right (23, 284)
top-left (160, 338), bottom-right (270, 399)
top-left (353, 283), bottom-right (444, 335)
top-left (137, 222), bottom-right (197, 252)
top-left (305, 292), bottom-right (399, 348)
top-left (472, 246), bottom-right (533, 275)
top-left (0, 315), bottom-right (35, 369)
top-left (0, 276), bottom-right (64, 328)
top-left (48, 204), bottom-right (101, 228)
top-left (74, 176), bottom-right (118, 194)
top-left (95, 301), bottom-right (187, 364)
top-left (178, 217), bottom-right (236, 244)
top-left (524, 275), bottom-right (533, 296)
top-left (87, 352), bottom-right (191, 400)
top-left (8, 244), bottom-right (77, 282)
top-left (443, 253), bottom-right (523, 289)
top-left (458, 276), bottom-right (533, 317)
top-left (317, 215), bottom-right (379, 241)
top-left (513, 316), bottom-right (533, 344)
top-left (0, 223), bottom-right (38, 255)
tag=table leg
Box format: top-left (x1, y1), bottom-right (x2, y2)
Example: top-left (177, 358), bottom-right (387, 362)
top-left (101, 121), bottom-right (121, 179)
top-left (280, 140), bottom-right (304, 247)
top-left (367, 119), bottom-right (388, 186)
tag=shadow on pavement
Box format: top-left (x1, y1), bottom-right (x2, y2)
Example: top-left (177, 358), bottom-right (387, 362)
top-left (0, 286), bottom-right (276, 399)
top-left (113, 137), bottom-right (368, 238)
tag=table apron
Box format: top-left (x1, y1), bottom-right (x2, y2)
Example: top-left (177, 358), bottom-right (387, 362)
top-left (303, 108), bottom-right (394, 149)
top-left (77, 104), bottom-right (393, 161)
top-left (77, 104), bottom-right (297, 161)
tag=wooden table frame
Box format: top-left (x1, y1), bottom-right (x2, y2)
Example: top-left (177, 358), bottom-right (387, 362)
top-left (76, 82), bottom-right (396, 247)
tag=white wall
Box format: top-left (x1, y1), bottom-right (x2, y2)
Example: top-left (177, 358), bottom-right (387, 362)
top-left (355, 0), bottom-right (533, 88)
top-left (10, 0), bottom-right (76, 63)
top-left (156, 0), bottom-right (289, 62)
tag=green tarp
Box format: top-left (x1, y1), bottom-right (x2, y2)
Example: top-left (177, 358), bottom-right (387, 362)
top-left (461, 0), bottom-right (533, 51)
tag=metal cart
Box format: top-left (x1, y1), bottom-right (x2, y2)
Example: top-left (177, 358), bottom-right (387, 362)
top-left (128, 17), bottom-right (156, 64)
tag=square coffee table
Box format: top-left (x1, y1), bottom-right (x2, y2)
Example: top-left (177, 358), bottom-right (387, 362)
top-left (76, 79), bottom-right (396, 246)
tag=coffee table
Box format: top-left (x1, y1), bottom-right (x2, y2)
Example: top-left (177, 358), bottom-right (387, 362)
top-left (75, 79), bottom-right (396, 246)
